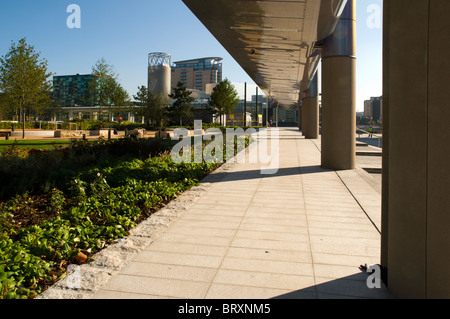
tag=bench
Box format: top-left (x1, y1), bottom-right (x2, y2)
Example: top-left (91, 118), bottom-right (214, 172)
top-left (0, 131), bottom-right (11, 139)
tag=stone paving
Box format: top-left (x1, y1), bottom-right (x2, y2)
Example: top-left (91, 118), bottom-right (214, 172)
top-left (85, 128), bottom-right (393, 299)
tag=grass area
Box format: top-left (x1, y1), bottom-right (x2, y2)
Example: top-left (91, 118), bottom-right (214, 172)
top-left (0, 140), bottom-right (72, 151)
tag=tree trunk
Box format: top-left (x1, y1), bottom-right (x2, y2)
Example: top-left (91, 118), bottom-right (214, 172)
top-left (22, 107), bottom-right (25, 139)
top-left (21, 93), bottom-right (26, 139)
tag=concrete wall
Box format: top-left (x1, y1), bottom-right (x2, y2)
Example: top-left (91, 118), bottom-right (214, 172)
top-left (11, 131), bottom-right (55, 138)
top-left (382, 0), bottom-right (450, 299)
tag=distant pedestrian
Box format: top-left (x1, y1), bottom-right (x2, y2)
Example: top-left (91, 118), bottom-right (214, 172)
top-left (369, 126), bottom-right (374, 138)
top-left (269, 119), bottom-right (272, 127)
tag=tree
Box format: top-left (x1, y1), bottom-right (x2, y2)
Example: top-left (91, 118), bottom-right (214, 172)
top-left (111, 83), bottom-right (129, 106)
top-left (148, 92), bottom-right (169, 128)
top-left (168, 81), bottom-right (194, 126)
top-left (110, 82), bottom-right (131, 119)
top-left (133, 85), bottom-right (148, 106)
top-left (87, 57), bottom-right (117, 121)
top-left (133, 86), bottom-right (168, 127)
top-left (0, 93), bottom-right (9, 121)
top-left (45, 91), bottom-right (63, 121)
top-left (0, 38), bottom-right (53, 138)
top-left (133, 85), bottom-right (149, 125)
top-left (209, 79), bottom-right (239, 126)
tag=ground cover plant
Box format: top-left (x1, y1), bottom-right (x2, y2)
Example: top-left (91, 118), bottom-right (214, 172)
top-left (0, 134), bottom-right (252, 299)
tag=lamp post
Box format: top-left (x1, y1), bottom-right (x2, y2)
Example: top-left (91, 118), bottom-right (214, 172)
top-left (243, 82), bottom-right (247, 126)
top-left (255, 87), bottom-right (258, 126)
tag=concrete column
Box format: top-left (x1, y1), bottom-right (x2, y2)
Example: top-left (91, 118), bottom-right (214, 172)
top-left (298, 100), bottom-right (303, 131)
top-left (382, 0), bottom-right (450, 299)
top-left (301, 73), bottom-right (319, 139)
top-left (320, 0), bottom-right (356, 170)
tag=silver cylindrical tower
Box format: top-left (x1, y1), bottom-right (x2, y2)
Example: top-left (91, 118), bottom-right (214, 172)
top-left (148, 52), bottom-right (172, 98)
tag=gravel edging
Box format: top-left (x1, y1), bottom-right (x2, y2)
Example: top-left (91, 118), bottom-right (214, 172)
top-left (37, 160), bottom-right (238, 299)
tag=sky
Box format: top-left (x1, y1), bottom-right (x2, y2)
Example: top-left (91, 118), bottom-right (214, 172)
top-left (0, 0), bottom-right (382, 112)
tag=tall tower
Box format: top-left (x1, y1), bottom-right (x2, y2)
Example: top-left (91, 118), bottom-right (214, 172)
top-left (148, 52), bottom-right (172, 98)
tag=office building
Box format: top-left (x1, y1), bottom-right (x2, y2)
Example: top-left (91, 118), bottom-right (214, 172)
top-left (364, 96), bottom-right (383, 122)
top-left (171, 57), bottom-right (223, 92)
top-left (53, 74), bottom-right (99, 107)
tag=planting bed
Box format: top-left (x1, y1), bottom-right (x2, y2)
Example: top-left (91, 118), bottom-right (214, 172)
top-left (0, 136), bottom-right (240, 299)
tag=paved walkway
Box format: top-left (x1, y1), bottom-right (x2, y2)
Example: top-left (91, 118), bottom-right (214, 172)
top-left (81, 127), bottom-right (392, 299)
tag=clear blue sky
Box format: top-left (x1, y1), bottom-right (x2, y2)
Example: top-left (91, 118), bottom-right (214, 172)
top-left (0, 0), bottom-right (382, 111)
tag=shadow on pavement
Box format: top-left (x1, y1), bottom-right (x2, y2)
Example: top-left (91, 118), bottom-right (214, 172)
top-left (207, 165), bottom-right (329, 182)
top-left (272, 272), bottom-right (394, 299)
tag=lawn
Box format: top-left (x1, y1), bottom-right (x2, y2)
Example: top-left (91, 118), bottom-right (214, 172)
top-left (0, 140), bottom-right (72, 151)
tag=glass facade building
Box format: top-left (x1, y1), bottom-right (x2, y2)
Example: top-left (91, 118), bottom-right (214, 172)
top-left (53, 74), bottom-right (99, 107)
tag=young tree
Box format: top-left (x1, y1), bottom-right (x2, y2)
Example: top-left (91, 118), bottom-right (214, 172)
top-left (45, 91), bottom-right (63, 122)
top-left (0, 38), bottom-right (53, 138)
top-left (111, 82), bottom-right (130, 119)
top-left (209, 79), bottom-right (239, 126)
top-left (133, 85), bottom-right (149, 125)
top-left (168, 81), bottom-right (194, 126)
top-left (149, 92), bottom-right (169, 128)
top-left (87, 57), bottom-right (117, 121)
top-left (133, 86), bottom-right (168, 127)
top-left (133, 85), bottom-right (148, 105)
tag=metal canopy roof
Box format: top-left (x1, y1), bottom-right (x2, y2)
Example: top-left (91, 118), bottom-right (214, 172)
top-left (173, 57), bottom-right (223, 64)
top-left (182, 0), bottom-right (347, 110)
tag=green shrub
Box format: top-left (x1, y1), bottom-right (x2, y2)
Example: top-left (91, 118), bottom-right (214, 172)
top-left (0, 137), bottom-right (178, 201)
top-left (46, 189), bottom-right (66, 216)
top-left (0, 237), bottom-right (52, 299)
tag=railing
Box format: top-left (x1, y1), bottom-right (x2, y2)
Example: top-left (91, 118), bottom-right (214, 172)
top-left (38, 121), bottom-right (78, 131)
top-left (356, 127), bottom-right (382, 148)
